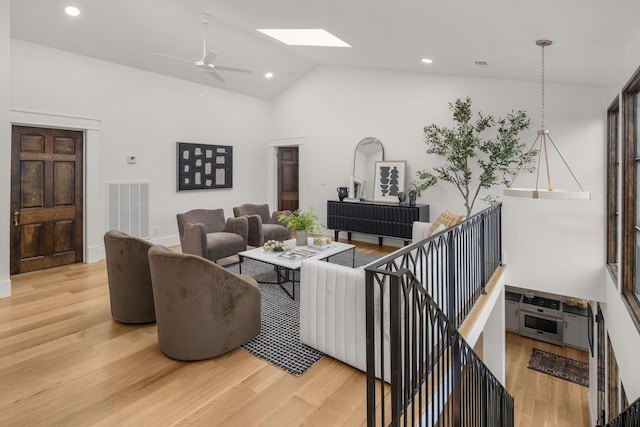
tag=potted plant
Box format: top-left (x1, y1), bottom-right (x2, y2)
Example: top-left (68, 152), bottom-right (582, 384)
top-left (278, 207), bottom-right (323, 246)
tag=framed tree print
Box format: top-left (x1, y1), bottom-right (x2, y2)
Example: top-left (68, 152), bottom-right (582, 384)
top-left (373, 160), bottom-right (406, 202)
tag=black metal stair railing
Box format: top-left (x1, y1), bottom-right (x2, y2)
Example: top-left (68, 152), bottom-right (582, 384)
top-left (604, 397), bottom-right (640, 427)
top-left (364, 204), bottom-right (513, 426)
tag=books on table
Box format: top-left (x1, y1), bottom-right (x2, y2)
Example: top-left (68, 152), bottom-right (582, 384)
top-left (277, 248), bottom-right (317, 262)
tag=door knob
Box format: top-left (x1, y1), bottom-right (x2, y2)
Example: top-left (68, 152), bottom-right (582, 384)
top-left (13, 210), bottom-right (19, 226)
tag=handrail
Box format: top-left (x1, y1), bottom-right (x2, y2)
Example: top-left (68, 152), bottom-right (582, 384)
top-left (605, 397), bottom-right (640, 427)
top-left (365, 203), bottom-right (512, 426)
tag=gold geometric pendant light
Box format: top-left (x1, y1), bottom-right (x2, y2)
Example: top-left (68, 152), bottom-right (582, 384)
top-left (504, 40), bottom-right (590, 200)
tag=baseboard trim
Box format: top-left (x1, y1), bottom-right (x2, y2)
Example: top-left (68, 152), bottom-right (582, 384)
top-left (0, 278), bottom-right (11, 299)
top-left (87, 235), bottom-right (180, 263)
top-left (149, 235), bottom-right (180, 247)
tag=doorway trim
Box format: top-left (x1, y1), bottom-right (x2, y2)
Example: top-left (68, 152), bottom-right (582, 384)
top-left (10, 109), bottom-right (103, 264)
top-left (268, 136), bottom-right (305, 210)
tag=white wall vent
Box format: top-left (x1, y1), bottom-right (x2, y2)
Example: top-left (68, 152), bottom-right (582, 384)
top-left (106, 182), bottom-right (150, 238)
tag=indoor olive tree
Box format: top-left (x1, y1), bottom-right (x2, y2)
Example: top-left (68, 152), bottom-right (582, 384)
top-left (414, 97), bottom-right (532, 217)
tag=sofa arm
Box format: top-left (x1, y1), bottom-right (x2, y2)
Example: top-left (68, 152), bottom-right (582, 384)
top-left (243, 214), bottom-right (264, 247)
top-left (412, 221), bottom-right (434, 243)
top-left (224, 216), bottom-right (249, 246)
top-left (300, 260), bottom-right (367, 371)
top-left (181, 223), bottom-right (207, 257)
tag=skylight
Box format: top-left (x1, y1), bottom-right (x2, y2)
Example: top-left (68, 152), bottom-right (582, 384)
top-left (257, 29), bottom-right (351, 47)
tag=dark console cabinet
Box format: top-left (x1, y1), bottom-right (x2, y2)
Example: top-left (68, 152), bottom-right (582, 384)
top-left (327, 200), bottom-right (429, 245)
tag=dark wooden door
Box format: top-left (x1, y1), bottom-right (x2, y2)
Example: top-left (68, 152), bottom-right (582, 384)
top-left (278, 146), bottom-right (299, 212)
top-left (10, 126), bottom-right (84, 274)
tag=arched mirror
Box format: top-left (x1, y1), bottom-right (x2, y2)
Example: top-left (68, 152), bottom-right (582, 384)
top-left (350, 137), bottom-right (384, 201)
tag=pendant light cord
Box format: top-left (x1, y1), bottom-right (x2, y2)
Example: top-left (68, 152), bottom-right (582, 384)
top-left (541, 44), bottom-right (545, 130)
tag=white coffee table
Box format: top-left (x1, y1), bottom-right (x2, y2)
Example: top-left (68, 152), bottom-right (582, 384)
top-left (238, 238), bottom-right (355, 299)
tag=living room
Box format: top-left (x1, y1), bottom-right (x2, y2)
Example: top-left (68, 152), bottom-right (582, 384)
top-left (1, 1), bottom-right (640, 425)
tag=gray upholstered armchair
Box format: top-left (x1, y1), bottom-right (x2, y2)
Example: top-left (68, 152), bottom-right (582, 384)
top-left (176, 209), bottom-right (248, 263)
top-left (148, 244), bottom-right (261, 360)
top-left (103, 230), bottom-right (156, 324)
top-left (233, 203), bottom-right (291, 247)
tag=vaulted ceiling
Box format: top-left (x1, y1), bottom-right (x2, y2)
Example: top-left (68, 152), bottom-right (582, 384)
top-left (10, 0), bottom-right (640, 100)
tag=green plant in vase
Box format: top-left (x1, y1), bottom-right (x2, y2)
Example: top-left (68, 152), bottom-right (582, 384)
top-left (278, 207), bottom-right (324, 246)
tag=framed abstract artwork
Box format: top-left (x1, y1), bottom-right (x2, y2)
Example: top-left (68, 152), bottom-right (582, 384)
top-left (176, 142), bottom-right (233, 191)
top-left (373, 160), bottom-right (406, 202)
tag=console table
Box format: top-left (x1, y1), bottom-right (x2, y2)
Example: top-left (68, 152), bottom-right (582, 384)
top-left (327, 200), bottom-right (429, 245)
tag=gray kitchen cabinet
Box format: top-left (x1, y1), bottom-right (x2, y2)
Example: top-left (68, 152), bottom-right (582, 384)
top-left (506, 300), bottom-right (519, 332)
top-left (564, 312), bottom-right (589, 351)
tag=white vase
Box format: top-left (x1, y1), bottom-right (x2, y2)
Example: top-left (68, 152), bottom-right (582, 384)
top-left (295, 230), bottom-right (308, 246)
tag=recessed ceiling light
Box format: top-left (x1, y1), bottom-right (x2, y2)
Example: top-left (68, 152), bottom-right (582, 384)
top-left (65, 6), bottom-right (80, 16)
top-left (421, 58), bottom-right (433, 64)
top-left (265, 72), bottom-right (274, 79)
top-left (257, 29), bottom-right (351, 47)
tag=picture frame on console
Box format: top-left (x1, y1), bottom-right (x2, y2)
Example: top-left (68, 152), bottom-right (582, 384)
top-left (373, 160), bottom-right (406, 203)
top-left (349, 175), bottom-right (365, 199)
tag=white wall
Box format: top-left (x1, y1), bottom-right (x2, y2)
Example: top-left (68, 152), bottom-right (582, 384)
top-left (8, 40), bottom-right (271, 264)
top-left (0, 0), bottom-right (10, 297)
top-left (271, 65), bottom-right (607, 302)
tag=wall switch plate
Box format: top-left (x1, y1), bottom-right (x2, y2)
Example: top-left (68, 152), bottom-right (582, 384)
top-left (127, 155), bottom-right (136, 164)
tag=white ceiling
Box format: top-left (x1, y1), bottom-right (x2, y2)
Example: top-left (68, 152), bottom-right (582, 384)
top-left (10, 0), bottom-right (640, 100)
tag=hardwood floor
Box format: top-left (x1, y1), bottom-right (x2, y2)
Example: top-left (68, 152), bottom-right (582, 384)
top-left (0, 240), bottom-right (589, 426)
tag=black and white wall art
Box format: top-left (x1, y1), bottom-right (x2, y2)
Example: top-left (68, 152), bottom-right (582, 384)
top-left (176, 142), bottom-right (233, 191)
top-left (373, 160), bottom-right (406, 202)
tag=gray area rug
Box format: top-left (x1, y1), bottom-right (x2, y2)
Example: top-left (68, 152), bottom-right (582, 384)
top-left (528, 348), bottom-right (589, 387)
top-left (226, 249), bottom-right (379, 376)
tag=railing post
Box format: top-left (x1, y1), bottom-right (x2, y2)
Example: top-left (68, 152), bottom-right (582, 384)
top-left (482, 373), bottom-right (488, 427)
top-left (480, 212), bottom-right (486, 294)
top-left (365, 269), bottom-right (376, 427)
top-left (389, 274), bottom-right (402, 426)
top-left (451, 332), bottom-right (462, 426)
top-left (498, 204), bottom-right (503, 266)
top-left (448, 231), bottom-right (457, 324)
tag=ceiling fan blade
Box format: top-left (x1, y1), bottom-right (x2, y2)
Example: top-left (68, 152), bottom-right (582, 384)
top-left (175, 66), bottom-right (197, 73)
top-left (209, 70), bottom-right (226, 83)
top-left (154, 52), bottom-right (194, 64)
top-left (203, 50), bottom-right (218, 64)
top-left (215, 65), bottom-right (252, 73)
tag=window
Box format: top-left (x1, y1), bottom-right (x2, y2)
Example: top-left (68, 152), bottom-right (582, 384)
top-left (621, 65), bottom-right (640, 329)
top-left (607, 97), bottom-right (620, 283)
top-left (607, 334), bottom-right (620, 422)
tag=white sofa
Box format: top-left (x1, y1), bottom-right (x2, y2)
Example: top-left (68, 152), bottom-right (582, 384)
top-left (299, 221), bottom-right (435, 380)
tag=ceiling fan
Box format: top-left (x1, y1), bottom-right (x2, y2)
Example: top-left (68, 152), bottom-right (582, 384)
top-left (155, 13), bottom-right (251, 83)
